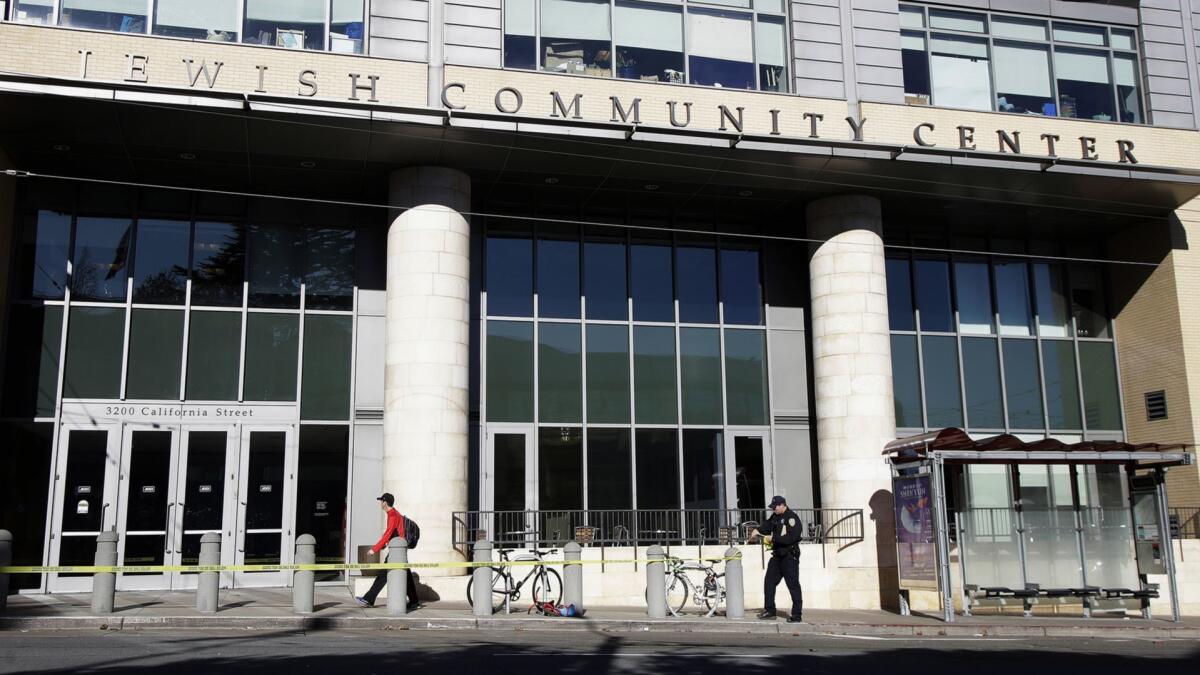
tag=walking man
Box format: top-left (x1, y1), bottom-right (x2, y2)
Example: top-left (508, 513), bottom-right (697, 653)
top-left (749, 495), bottom-right (803, 622)
top-left (356, 493), bottom-right (420, 610)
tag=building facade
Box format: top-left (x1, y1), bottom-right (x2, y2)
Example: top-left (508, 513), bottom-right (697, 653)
top-left (0, 0), bottom-right (1198, 604)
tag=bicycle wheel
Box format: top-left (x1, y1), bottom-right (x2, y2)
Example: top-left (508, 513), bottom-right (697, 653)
top-left (466, 568), bottom-right (512, 613)
top-left (702, 579), bottom-right (725, 616)
top-left (531, 567), bottom-right (563, 606)
top-left (664, 572), bottom-right (689, 615)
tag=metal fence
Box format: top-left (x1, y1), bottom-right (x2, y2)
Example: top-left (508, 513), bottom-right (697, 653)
top-left (1171, 507), bottom-right (1199, 539)
top-left (451, 508), bottom-right (864, 555)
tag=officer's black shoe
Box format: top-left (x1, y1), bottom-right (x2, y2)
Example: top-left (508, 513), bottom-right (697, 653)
top-left (756, 610), bottom-right (777, 620)
top-left (786, 614), bottom-right (803, 623)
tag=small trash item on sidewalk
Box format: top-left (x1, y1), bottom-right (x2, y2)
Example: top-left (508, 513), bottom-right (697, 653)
top-left (528, 601), bottom-right (578, 617)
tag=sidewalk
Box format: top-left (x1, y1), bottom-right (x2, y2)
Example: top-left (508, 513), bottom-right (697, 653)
top-left (2, 588), bottom-right (1198, 638)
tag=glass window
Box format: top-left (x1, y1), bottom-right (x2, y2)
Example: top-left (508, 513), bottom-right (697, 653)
top-left (185, 311), bottom-right (241, 401)
top-left (539, 323), bottom-right (583, 422)
top-left (1053, 22), bottom-right (1107, 46)
top-left (584, 238), bottom-right (627, 320)
top-left (586, 324), bottom-right (630, 423)
top-left (1, 305), bottom-right (63, 418)
top-left (902, 32), bottom-right (931, 103)
top-left (539, 427), bottom-right (583, 511)
top-left (688, 8), bottom-right (755, 89)
top-left (537, 235), bottom-right (581, 319)
top-left (634, 325), bottom-right (677, 424)
top-left (191, 221), bottom-right (245, 307)
top-left (243, 0), bottom-right (326, 50)
top-left (992, 16), bottom-right (1047, 41)
top-left (153, 0), bottom-right (238, 40)
top-left (962, 338), bottom-right (1003, 429)
top-left (725, 329), bottom-right (768, 426)
top-left (0, 422), bottom-right (53, 590)
top-left (248, 224), bottom-right (303, 308)
top-left (914, 258), bottom-right (953, 332)
top-left (994, 42), bottom-right (1054, 115)
top-left (132, 219), bottom-right (189, 305)
top-left (994, 262), bottom-right (1033, 336)
top-left (243, 313), bottom-right (299, 401)
top-left (1077, 465), bottom-right (1138, 588)
top-left (1002, 339), bottom-right (1043, 429)
top-left (17, 210), bottom-right (70, 300)
top-left (930, 35), bottom-right (991, 111)
top-left (1079, 342), bottom-right (1121, 430)
top-left (505, 0), bottom-right (538, 69)
top-left (955, 260), bottom-right (993, 335)
top-left (1055, 48), bottom-right (1116, 122)
top-left (1020, 464), bottom-right (1083, 588)
top-left (1070, 265), bottom-right (1110, 338)
top-left (305, 227), bottom-right (355, 310)
top-left (301, 315), bottom-right (352, 420)
top-left (541, 0), bottom-right (613, 76)
top-left (61, 0), bottom-right (146, 32)
top-left (891, 334), bottom-right (923, 428)
top-left (755, 15), bottom-right (788, 92)
top-left (886, 257), bottom-right (916, 331)
top-left (126, 309), bottom-right (184, 400)
top-left (636, 428), bottom-right (678, 509)
top-left (614, 1), bottom-right (683, 83)
top-left (63, 306), bottom-right (125, 399)
top-left (1111, 29), bottom-right (1135, 51)
top-left (631, 240), bottom-right (673, 322)
top-left (720, 246), bottom-right (762, 325)
top-left (1033, 263), bottom-right (1070, 337)
top-left (486, 321), bottom-right (534, 422)
top-left (13, 0), bottom-right (54, 24)
top-left (296, 426), bottom-right (349, 578)
top-left (588, 428), bottom-right (631, 509)
top-left (1042, 340), bottom-right (1082, 429)
top-left (1113, 53), bottom-right (1143, 124)
top-left (929, 9), bottom-right (985, 33)
top-left (680, 328), bottom-right (722, 425)
top-left (72, 217), bottom-right (131, 302)
top-left (330, 0), bottom-right (366, 54)
top-left (486, 233), bottom-right (533, 317)
top-left (676, 243), bottom-right (718, 324)
top-left (922, 335), bottom-right (962, 427)
top-left (682, 429), bottom-right (723, 509)
top-left (899, 4), bottom-right (924, 28)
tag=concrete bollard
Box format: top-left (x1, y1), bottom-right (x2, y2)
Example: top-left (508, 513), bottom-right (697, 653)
top-left (91, 531), bottom-right (118, 615)
top-left (646, 545), bottom-right (666, 618)
top-left (0, 529), bottom-right (11, 615)
top-left (472, 540), bottom-right (493, 617)
top-left (563, 541), bottom-right (582, 613)
top-left (293, 534), bottom-right (316, 614)
top-left (197, 532), bottom-right (221, 613)
top-left (386, 538), bottom-right (408, 616)
top-left (724, 546), bottom-right (744, 619)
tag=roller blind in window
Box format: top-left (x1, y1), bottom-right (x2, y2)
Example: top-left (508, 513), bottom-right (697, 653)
top-left (541, 0), bottom-right (611, 40)
top-left (755, 17), bottom-right (786, 66)
top-left (1055, 48), bottom-right (1110, 83)
top-left (614, 1), bottom-right (682, 52)
top-left (18, 0), bottom-right (54, 8)
top-left (506, 0), bottom-right (535, 36)
top-left (245, 0), bottom-right (326, 23)
top-left (994, 42), bottom-right (1051, 96)
top-left (331, 0), bottom-right (362, 23)
top-left (688, 9), bottom-right (753, 63)
top-left (64, 0), bottom-right (146, 13)
top-left (156, 0), bottom-right (238, 32)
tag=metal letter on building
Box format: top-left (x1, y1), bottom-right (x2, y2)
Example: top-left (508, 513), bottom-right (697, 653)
top-left (1040, 133), bottom-right (1060, 157)
top-left (183, 60), bottom-right (224, 89)
top-left (125, 54), bottom-right (149, 83)
top-left (997, 130), bottom-right (1021, 154)
top-left (718, 105), bottom-right (745, 133)
top-left (913, 122), bottom-right (935, 147)
top-left (550, 91), bottom-right (584, 119)
top-left (442, 83), bottom-right (466, 110)
top-left (348, 74), bottom-right (380, 102)
top-left (298, 70), bottom-right (318, 97)
top-left (495, 87), bottom-right (523, 114)
top-left (957, 125), bottom-right (976, 150)
top-left (667, 101), bottom-right (692, 128)
top-left (845, 116), bottom-right (867, 142)
top-left (610, 96), bottom-right (642, 125)
top-left (1079, 136), bottom-right (1098, 160)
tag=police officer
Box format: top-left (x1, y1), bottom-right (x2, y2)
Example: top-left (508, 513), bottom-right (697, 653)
top-left (748, 495), bottom-right (803, 622)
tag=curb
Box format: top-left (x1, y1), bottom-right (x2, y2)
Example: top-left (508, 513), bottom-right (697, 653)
top-left (2, 615), bottom-right (1197, 639)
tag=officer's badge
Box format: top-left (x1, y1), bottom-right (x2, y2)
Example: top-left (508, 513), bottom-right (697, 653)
top-left (788, 518), bottom-right (796, 527)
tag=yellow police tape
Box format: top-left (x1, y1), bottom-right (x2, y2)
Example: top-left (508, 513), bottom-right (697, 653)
top-left (0, 553), bottom-right (743, 575)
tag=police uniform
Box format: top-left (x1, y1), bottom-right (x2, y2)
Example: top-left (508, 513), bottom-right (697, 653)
top-left (755, 498), bottom-right (803, 621)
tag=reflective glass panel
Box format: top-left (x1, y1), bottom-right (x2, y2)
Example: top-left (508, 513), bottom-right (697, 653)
top-left (585, 324), bottom-right (630, 423)
top-left (1020, 464), bottom-right (1083, 588)
top-left (720, 246), bottom-right (762, 325)
top-left (126, 309), bottom-right (184, 400)
top-left (537, 236), bottom-right (581, 319)
top-left (243, 313), bottom-right (299, 401)
top-left (538, 427), bottom-right (583, 511)
top-left (587, 429), bottom-right (632, 536)
top-left (891, 335), bottom-right (923, 428)
top-left (1055, 47), bottom-right (1116, 122)
top-left (132, 219), bottom-right (188, 304)
top-left (17, 210), bottom-right (70, 300)
top-left (1002, 339), bottom-right (1043, 429)
top-left (541, 0), bottom-right (613, 76)
top-left (756, 15), bottom-right (788, 92)
top-left (992, 16), bottom-right (1047, 40)
top-left (959, 465), bottom-right (1022, 589)
top-left (922, 335), bottom-right (962, 427)
top-left (330, 0), bottom-right (366, 54)
top-left (64, 307), bottom-right (125, 399)
top-left (1, 305), bottom-right (62, 418)
top-left (153, 0), bottom-right (238, 40)
top-left (955, 260), bottom-right (994, 334)
top-left (995, 261), bottom-right (1033, 336)
top-left (539, 323), bottom-right (583, 422)
top-left (994, 42), bottom-right (1054, 115)
top-left (688, 8), bottom-right (755, 89)
top-left (1070, 265), bottom-right (1110, 338)
top-left (680, 328), bottom-right (722, 425)
top-left (930, 35), bottom-right (991, 111)
top-left (305, 227), bottom-right (355, 310)
top-left (486, 234), bottom-right (533, 317)
top-left (914, 258), bottom-right (953, 332)
top-left (296, 426), bottom-right (349, 578)
top-left (301, 315), bottom-right (352, 420)
top-left (887, 257), bottom-right (915, 331)
top-left (191, 221), bottom-right (245, 307)
top-left (244, 431), bottom-right (285, 530)
top-left (249, 224), bottom-right (302, 308)
top-left (584, 239), bottom-right (628, 320)
top-left (725, 329), bottom-right (768, 426)
top-left (1113, 52), bottom-right (1142, 124)
top-left (13, 0), bottom-right (55, 25)
top-left (1042, 340), bottom-right (1082, 429)
top-left (902, 32), bottom-right (931, 102)
top-left (1079, 341), bottom-right (1121, 430)
top-left (682, 429), bottom-right (723, 510)
top-left (1033, 263), bottom-right (1070, 337)
top-left (182, 431), bottom-right (228, 533)
top-left (636, 429), bottom-right (678, 510)
top-left (631, 241), bottom-right (674, 322)
top-left (634, 326), bottom-right (677, 424)
top-left (61, 0), bottom-right (147, 32)
top-left (1077, 465), bottom-right (1138, 588)
top-left (0, 423), bottom-right (52, 589)
top-left (929, 9), bottom-right (985, 33)
top-left (486, 321), bottom-right (534, 422)
top-left (1053, 22), bottom-right (1106, 46)
top-left (614, 1), bottom-right (684, 83)
top-left (962, 338), bottom-right (1003, 429)
top-left (505, 0), bottom-right (537, 69)
top-left (676, 244), bottom-right (718, 324)
top-left (72, 217), bottom-right (131, 302)
top-left (493, 433), bottom-right (526, 512)
top-left (61, 430), bottom-right (108, 532)
top-left (243, 0), bottom-right (326, 50)
top-left (185, 311), bottom-right (241, 401)
top-left (124, 431), bottom-right (171, 533)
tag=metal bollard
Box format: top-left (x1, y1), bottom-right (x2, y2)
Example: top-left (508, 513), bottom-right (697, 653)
top-left (197, 532), bottom-right (221, 613)
top-left (387, 538), bottom-right (409, 616)
top-left (646, 545), bottom-right (666, 618)
top-left (293, 534), bottom-right (316, 614)
top-left (472, 541), bottom-right (493, 617)
top-left (0, 529), bottom-right (12, 615)
top-left (724, 546), bottom-right (744, 619)
top-left (91, 531), bottom-right (118, 615)
top-left (563, 541), bottom-right (583, 613)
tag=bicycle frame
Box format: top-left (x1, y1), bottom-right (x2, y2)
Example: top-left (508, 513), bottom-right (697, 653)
top-left (664, 558), bottom-right (725, 618)
top-left (494, 550), bottom-right (554, 614)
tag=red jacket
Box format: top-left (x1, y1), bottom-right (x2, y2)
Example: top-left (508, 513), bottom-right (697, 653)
top-left (371, 508), bottom-right (406, 555)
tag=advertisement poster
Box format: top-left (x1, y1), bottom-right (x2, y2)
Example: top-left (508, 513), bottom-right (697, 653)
top-left (893, 475), bottom-right (937, 587)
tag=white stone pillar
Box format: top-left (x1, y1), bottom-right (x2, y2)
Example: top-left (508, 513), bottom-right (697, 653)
top-left (807, 195), bottom-right (897, 609)
top-left (385, 167), bottom-right (471, 575)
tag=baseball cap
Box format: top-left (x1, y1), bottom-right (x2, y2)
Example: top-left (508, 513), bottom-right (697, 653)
top-left (768, 495), bottom-right (786, 508)
top-left (376, 493), bottom-right (394, 507)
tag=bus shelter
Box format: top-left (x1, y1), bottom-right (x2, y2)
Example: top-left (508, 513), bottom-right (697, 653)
top-left (883, 429), bottom-right (1191, 623)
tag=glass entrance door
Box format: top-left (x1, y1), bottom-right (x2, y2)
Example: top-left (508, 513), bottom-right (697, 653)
top-left (115, 426), bottom-right (179, 590)
top-left (484, 428), bottom-right (535, 545)
top-left (172, 427), bottom-right (237, 590)
top-left (48, 426), bottom-right (120, 593)
top-left (724, 431), bottom-right (772, 525)
top-left (234, 427), bottom-right (295, 587)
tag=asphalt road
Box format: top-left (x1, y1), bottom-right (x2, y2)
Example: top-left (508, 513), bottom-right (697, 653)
top-left (0, 629), bottom-right (1197, 675)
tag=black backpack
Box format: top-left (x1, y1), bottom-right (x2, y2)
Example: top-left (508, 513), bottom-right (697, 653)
top-left (402, 515), bottom-right (420, 550)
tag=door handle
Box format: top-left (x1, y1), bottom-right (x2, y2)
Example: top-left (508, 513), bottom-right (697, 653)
top-left (165, 503), bottom-right (176, 555)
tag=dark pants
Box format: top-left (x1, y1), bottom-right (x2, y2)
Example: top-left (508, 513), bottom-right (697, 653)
top-left (763, 553), bottom-right (802, 618)
top-left (363, 554), bottom-right (419, 607)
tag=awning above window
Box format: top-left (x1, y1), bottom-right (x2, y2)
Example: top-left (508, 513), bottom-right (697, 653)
top-left (883, 427), bottom-right (1192, 466)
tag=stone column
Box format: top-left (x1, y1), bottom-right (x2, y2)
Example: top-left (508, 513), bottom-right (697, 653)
top-left (807, 195), bottom-right (897, 610)
top-left (385, 167), bottom-right (471, 575)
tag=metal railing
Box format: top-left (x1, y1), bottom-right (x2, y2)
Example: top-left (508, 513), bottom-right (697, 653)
top-left (1170, 507), bottom-right (1199, 539)
top-left (451, 508), bottom-right (864, 555)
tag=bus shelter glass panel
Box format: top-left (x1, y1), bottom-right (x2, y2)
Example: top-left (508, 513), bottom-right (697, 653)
top-left (1077, 465), bottom-right (1138, 588)
top-left (1020, 465), bottom-right (1083, 588)
top-left (958, 465), bottom-right (1023, 589)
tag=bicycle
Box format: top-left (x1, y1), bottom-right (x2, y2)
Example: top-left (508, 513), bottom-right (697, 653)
top-left (466, 547), bottom-right (563, 613)
top-left (648, 556), bottom-right (727, 617)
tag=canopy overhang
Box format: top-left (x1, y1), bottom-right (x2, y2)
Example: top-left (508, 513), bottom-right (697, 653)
top-left (884, 428), bottom-right (1193, 467)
